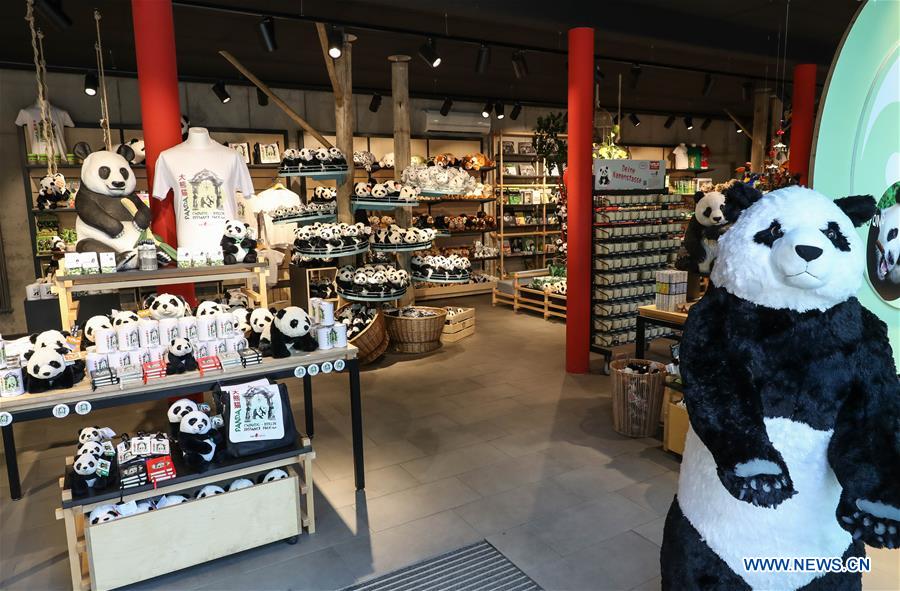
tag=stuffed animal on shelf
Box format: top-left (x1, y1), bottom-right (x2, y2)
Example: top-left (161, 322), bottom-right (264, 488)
top-left (78, 426), bottom-right (116, 445)
top-left (31, 329), bottom-right (70, 354)
top-left (112, 310), bottom-right (139, 327)
top-left (661, 186), bottom-right (900, 590)
top-left (178, 410), bottom-right (218, 470)
top-left (167, 398), bottom-right (199, 439)
top-left (37, 172), bottom-right (71, 210)
top-left (144, 293), bottom-right (189, 320)
top-left (195, 300), bottom-right (223, 318)
top-left (228, 478), bottom-right (254, 491)
top-left (259, 468), bottom-right (289, 483)
top-left (71, 453), bottom-right (109, 497)
top-left (165, 338), bottom-right (197, 375)
top-left (676, 189), bottom-right (731, 275)
top-left (220, 219), bottom-right (258, 265)
top-left (269, 306), bottom-right (317, 358)
top-left (23, 348), bottom-right (85, 393)
top-left (195, 484), bottom-right (225, 498)
top-left (247, 308), bottom-right (274, 349)
top-left (81, 315), bottom-right (112, 351)
top-left (112, 138), bottom-right (146, 165)
top-left (88, 504), bottom-right (120, 525)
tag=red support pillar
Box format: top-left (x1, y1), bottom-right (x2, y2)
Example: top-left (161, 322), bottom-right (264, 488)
top-left (790, 64), bottom-right (817, 186)
top-left (566, 27), bottom-right (593, 374)
top-left (131, 0), bottom-right (194, 302)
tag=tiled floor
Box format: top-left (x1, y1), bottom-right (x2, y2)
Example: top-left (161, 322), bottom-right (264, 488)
top-left (2, 296), bottom-right (898, 590)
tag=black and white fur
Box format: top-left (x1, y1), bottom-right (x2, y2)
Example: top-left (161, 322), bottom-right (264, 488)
top-left (178, 410), bottom-right (218, 469)
top-left (247, 307), bottom-right (273, 349)
top-left (145, 293), bottom-right (189, 320)
top-left (661, 186), bottom-right (899, 590)
top-left (167, 398), bottom-right (199, 439)
top-left (679, 190), bottom-right (729, 275)
top-left (24, 347), bottom-right (84, 393)
top-left (71, 453), bottom-right (109, 497)
top-left (166, 338), bottom-right (197, 375)
top-left (220, 219), bottom-right (258, 264)
top-left (269, 306), bottom-right (317, 358)
top-left (81, 315), bottom-right (112, 350)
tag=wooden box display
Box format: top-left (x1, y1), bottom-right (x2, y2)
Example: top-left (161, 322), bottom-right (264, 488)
top-left (441, 307), bottom-right (475, 343)
top-left (663, 387), bottom-right (689, 455)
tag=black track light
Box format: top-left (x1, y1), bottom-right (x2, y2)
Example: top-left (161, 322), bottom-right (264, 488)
top-left (683, 116), bottom-right (694, 130)
top-left (369, 93), bottom-right (382, 113)
top-left (629, 113), bottom-right (641, 127)
top-left (702, 73), bottom-right (714, 96)
top-left (475, 43), bottom-right (490, 74)
top-left (701, 117), bottom-right (712, 130)
top-left (212, 81), bottom-right (230, 104)
top-left (440, 97), bottom-right (453, 116)
top-left (510, 103), bottom-right (522, 120)
top-left (482, 102), bottom-right (492, 118)
top-left (83, 71), bottom-right (98, 96)
top-left (327, 26), bottom-right (343, 59)
top-left (630, 63), bottom-right (641, 90)
top-left (512, 51), bottom-right (529, 79)
top-left (495, 102), bottom-right (505, 120)
top-left (257, 87), bottom-right (268, 106)
top-left (35, 0), bottom-right (72, 29)
top-left (418, 38), bottom-right (441, 68)
top-left (258, 17), bottom-right (277, 52)
top-left (736, 123), bottom-right (743, 134)
top-left (663, 115), bottom-right (676, 129)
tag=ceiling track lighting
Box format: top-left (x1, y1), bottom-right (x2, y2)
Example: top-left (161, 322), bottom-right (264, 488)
top-left (258, 16), bottom-right (277, 52)
top-left (510, 102), bottom-right (522, 120)
top-left (481, 101), bottom-right (492, 118)
top-left (736, 123), bottom-right (744, 134)
top-left (440, 97), bottom-right (453, 116)
top-left (256, 87), bottom-right (269, 106)
top-left (212, 80), bottom-right (231, 104)
top-left (630, 63), bottom-right (642, 90)
top-left (683, 116), bottom-right (694, 130)
top-left (83, 71), bottom-right (98, 96)
top-left (418, 37), bottom-right (441, 68)
top-left (35, 0), bottom-right (72, 29)
top-left (701, 117), bottom-right (712, 130)
top-left (369, 93), bottom-right (382, 113)
top-left (511, 51), bottom-right (529, 79)
top-left (327, 25), bottom-right (344, 59)
top-left (475, 43), bottom-right (490, 74)
top-left (663, 115), bottom-right (676, 129)
top-left (629, 113), bottom-right (641, 127)
top-left (702, 73), bottom-right (714, 97)
top-left (495, 102), bottom-right (505, 119)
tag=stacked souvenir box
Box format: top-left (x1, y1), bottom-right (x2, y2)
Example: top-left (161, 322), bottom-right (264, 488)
top-left (655, 269), bottom-right (688, 311)
top-left (90, 368), bottom-right (119, 390)
top-left (239, 348), bottom-right (263, 367)
top-left (219, 351), bottom-right (242, 369)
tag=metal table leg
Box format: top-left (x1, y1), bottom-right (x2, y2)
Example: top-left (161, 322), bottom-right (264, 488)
top-left (348, 358), bottom-right (365, 490)
top-left (3, 424), bottom-right (22, 500)
top-left (635, 315), bottom-right (647, 359)
top-left (303, 374), bottom-right (314, 438)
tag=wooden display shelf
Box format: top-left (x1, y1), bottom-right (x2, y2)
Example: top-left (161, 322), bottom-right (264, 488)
top-left (492, 269), bottom-right (567, 321)
top-left (441, 307), bottom-right (475, 343)
top-left (414, 280), bottom-right (497, 300)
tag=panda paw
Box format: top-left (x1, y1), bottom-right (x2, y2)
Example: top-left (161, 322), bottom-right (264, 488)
top-left (719, 458), bottom-right (795, 508)
top-left (838, 496), bottom-right (900, 549)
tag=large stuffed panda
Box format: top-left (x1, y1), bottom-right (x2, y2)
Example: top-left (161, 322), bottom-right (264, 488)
top-left (269, 306), bottom-right (317, 358)
top-left (661, 186), bottom-right (899, 590)
top-left (676, 189), bottom-right (729, 275)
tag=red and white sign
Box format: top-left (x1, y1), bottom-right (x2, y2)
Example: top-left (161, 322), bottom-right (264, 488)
top-left (593, 159), bottom-right (667, 191)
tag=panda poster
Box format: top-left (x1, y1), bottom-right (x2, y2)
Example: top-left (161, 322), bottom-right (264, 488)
top-left (221, 381), bottom-right (285, 442)
top-left (593, 159), bottom-right (666, 191)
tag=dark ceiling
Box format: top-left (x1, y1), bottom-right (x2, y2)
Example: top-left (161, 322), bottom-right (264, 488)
top-left (2, 0), bottom-right (861, 118)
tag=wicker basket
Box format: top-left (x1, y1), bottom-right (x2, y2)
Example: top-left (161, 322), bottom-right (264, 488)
top-left (337, 305), bottom-right (389, 365)
top-left (384, 307), bottom-right (448, 353)
top-left (610, 358), bottom-right (667, 437)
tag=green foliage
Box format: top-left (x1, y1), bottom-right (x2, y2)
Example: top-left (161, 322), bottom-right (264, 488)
top-left (533, 112), bottom-right (568, 171)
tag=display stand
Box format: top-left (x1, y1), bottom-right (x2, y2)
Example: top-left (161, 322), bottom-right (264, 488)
top-left (53, 264), bottom-right (269, 331)
top-left (635, 304), bottom-right (688, 359)
top-left (289, 265), bottom-right (338, 310)
top-left (492, 268), bottom-right (567, 320)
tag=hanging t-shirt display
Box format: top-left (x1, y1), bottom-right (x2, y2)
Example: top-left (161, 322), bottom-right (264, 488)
top-left (687, 144), bottom-right (702, 169)
top-left (15, 101), bottom-right (74, 156)
top-left (151, 130), bottom-right (255, 251)
top-left (671, 143), bottom-right (689, 170)
top-left (252, 184), bottom-right (302, 248)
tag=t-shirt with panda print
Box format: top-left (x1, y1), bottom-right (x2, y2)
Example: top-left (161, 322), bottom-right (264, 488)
top-left (151, 140), bottom-right (255, 251)
top-left (15, 102), bottom-right (74, 156)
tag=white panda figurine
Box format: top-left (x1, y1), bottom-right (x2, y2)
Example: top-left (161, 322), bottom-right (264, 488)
top-left (220, 219), bottom-right (258, 264)
top-left (144, 293), bottom-right (189, 320)
top-left (269, 306), bottom-right (317, 358)
top-left (81, 315), bottom-right (112, 350)
top-left (678, 190), bottom-right (729, 275)
top-left (166, 338), bottom-right (197, 375)
top-left (179, 410), bottom-right (218, 468)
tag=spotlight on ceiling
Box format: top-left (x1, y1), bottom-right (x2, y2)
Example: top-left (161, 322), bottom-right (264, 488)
top-left (327, 25), bottom-right (343, 59)
top-left (702, 73), bottom-right (714, 96)
top-left (510, 102), bottom-right (522, 120)
top-left (35, 0), bottom-right (72, 29)
top-left (736, 123), bottom-right (743, 134)
top-left (257, 87), bottom-right (269, 106)
top-left (495, 102), bottom-right (505, 120)
top-left (258, 17), bottom-right (277, 52)
top-left (629, 113), bottom-right (641, 127)
top-left (630, 63), bottom-right (641, 90)
top-left (663, 115), bottom-right (675, 129)
top-left (83, 71), bottom-right (98, 96)
top-left (212, 81), bottom-right (231, 104)
top-left (440, 97), bottom-right (453, 116)
top-left (701, 117), bottom-right (712, 130)
top-left (418, 37), bottom-right (441, 68)
top-left (475, 43), bottom-right (490, 74)
top-left (482, 101), bottom-right (492, 118)
top-left (369, 93), bottom-right (382, 113)
top-left (511, 51), bottom-right (529, 79)
top-left (683, 116), bottom-right (694, 130)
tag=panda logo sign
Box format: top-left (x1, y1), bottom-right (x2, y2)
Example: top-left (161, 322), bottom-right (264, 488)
top-left (224, 384), bottom-right (284, 442)
top-left (867, 182), bottom-right (900, 304)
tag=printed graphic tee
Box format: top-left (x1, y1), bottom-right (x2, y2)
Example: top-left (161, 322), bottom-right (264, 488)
top-left (152, 141), bottom-right (255, 251)
top-left (671, 144), bottom-right (689, 170)
top-left (15, 102), bottom-right (74, 156)
top-left (251, 185), bottom-right (302, 248)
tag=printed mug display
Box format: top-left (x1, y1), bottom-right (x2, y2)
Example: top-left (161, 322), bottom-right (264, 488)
top-left (178, 316), bottom-right (198, 341)
top-left (137, 319), bottom-right (161, 348)
top-left (158, 318), bottom-right (180, 344)
top-left (94, 327), bottom-right (118, 353)
top-left (0, 367), bottom-right (25, 397)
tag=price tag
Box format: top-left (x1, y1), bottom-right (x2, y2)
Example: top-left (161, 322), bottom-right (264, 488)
top-left (293, 365), bottom-right (307, 378)
top-left (0, 412), bottom-right (12, 427)
top-left (74, 400), bottom-right (92, 415)
top-left (321, 361), bottom-right (333, 374)
top-left (96, 458), bottom-right (112, 477)
top-left (307, 364), bottom-right (320, 376)
top-left (52, 404), bottom-right (70, 419)
top-left (334, 359), bottom-right (345, 372)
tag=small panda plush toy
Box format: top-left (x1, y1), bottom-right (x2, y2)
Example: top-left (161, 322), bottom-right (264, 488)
top-left (259, 468), bottom-right (289, 483)
top-left (195, 484), bottom-right (225, 498)
top-left (30, 329), bottom-right (70, 354)
top-left (71, 453), bottom-right (109, 496)
top-left (269, 306), bottom-right (317, 358)
top-left (247, 307), bottom-right (274, 348)
top-left (220, 219), bottom-right (258, 264)
top-left (78, 426), bottom-right (116, 445)
top-left (112, 310), bottom-right (140, 327)
top-left (81, 315), bottom-right (112, 350)
top-left (167, 398), bottom-right (199, 438)
top-left (24, 348), bottom-right (85, 393)
top-left (677, 189), bottom-right (730, 275)
top-left (228, 478), bottom-right (254, 491)
top-left (76, 440), bottom-right (104, 458)
top-left (88, 504), bottom-right (120, 525)
top-left (166, 338), bottom-right (198, 375)
top-left (354, 182), bottom-right (372, 197)
top-left (195, 300), bottom-right (223, 318)
top-left (113, 138), bottom-right (146, 165)
top-left (37, 172), bottom-right (71, 210)
top-left (281, 148), bottom-right (302, 169)
top-left (179, 410), bottom-right (219, 469)
top-left (144, 293), bottom-right (189, 320)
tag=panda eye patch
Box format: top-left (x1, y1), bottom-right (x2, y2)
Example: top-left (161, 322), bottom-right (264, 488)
top-left (822, 222), bottom-right (850, 251)
top-left (703, 206), bottom-right (713, 218)
top-left (889, 228), bottom-right (899, 242)
top-left (753, 220), bottom-right (783, 247)
top-left (99, 166), bottom-right (111, 180)
top-left (120, 168), bottom-right (130, 180)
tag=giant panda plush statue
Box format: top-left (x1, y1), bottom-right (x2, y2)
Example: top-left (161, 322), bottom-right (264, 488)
top-left (677, 189), bottom-right (729, 275)
top-left (661, 186), bottom-right (899, 590)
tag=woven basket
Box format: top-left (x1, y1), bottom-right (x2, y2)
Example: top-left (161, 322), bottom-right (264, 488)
top-left (385, 307), bottom-right (447, 353)
top-left (610, 358), bottom-right (667, 437)
top-left (337, 305), bottom-right (389, 365)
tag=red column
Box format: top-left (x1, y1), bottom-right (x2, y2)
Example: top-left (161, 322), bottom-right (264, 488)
top-left (790, 64), bottom-right (817, 186)
top-left (566, 27), bottom-right (593, 374)
top-left (131, 0), bottom-right (194, 303)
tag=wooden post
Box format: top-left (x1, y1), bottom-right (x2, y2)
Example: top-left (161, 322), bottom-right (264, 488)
top-left (390, 55), bottom-right (414, 305)
top-left (333, 34), bottom-right (356, 224)
top-left (750, 88), bottom-right (771, 172)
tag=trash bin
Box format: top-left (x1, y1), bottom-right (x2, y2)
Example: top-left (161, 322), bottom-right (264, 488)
top-left (610, 358), bottom-right (668, 437)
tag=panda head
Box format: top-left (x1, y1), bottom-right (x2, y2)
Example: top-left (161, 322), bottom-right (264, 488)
top-left (83, 315), bottom-right (112, 343)
top-left (371, 183), bottom-right (389, 198)
top-left (274, 306), bottom-right (312, 337)
top-left (77, 440), bottom-right (104, 458)
top-left (224, 219), bottom-right (249, 240)
top-left (31, 329), bottom-right (69, 352)
top-left (89, 504), bottom-right (119, 525)
top-left (328, 147), bottom-right (343, 161)
top-left (195, 484), bottom-right (225, 499)
top-left (712, 186), bottom-right (877, 312)
top-left (259, 468), bottom-right (288, 483)
top-left (112, 310), bottom-right (139, 327)
top-left (196, 300), bottom-right (222, 317)
top-left (180, 410), bottom-right (211, 435)
top-left (249, 308), bottom-right (273, 333)
top-left (167, 398), bottom-right (199, 423)
top-left (145, 293), bottom-right (187, 320)
top-left (26, 347), bottom-right (66, 380)
top-left (126, 138), bottom-right (145, 165)
top-left (168, 338), bottom-right (193, 357)
top-left (73, 142), bottom-right (137, 197)
top-left (875, 204), bottom-right (900, 281)
top-left (73, 453), bottom-right (99, 476)
top-left (78, 426), bottom-right (112, 445)
top-left (314, 147), bottom-right (329, 162)
top-left (354, 182), bottom-right (372, 197)
top-left (229, 478), bottom-right (254, 491)
top-left (693, 191), bottom-right (727, 227)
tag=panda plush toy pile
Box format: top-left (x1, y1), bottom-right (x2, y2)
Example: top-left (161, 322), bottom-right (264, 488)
top-left (167, 398), bottom-right (199, 439)
top-left (677, 189), bottom-right (730, 275)
top-left (661, 186), bottom-right (900, 590)
top-left (269, 306), bottom-right (317, 358)
top-left (220, 219), bottom-right (258, 264)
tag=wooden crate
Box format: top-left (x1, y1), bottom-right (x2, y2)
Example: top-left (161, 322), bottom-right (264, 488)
top-left (491, 269), bottom-right (566, 322)
top-left (663, 387), bottom-right (689, 455)
top-left (415, 281), bottom-right (497, 301)
top-left (441, 307), bottom-right (475, 343)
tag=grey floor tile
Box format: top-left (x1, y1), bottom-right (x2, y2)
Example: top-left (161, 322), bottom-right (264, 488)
top-left (454, 480), bottom-right (585, 536)
top-left (552, 452), bottom-right (671, 498)
top-left (400, 442), bottom-right (510, 483)
top-left (359, 476), bottom-right (480, 532)
top-left (194, 547), bottom-right (356, 591)
top-left (316, 464), bottom-right (419, 509)
top-left (632, 515), bottom-right (667, 547)
top-left (458, 449), bottom-right (581, 497)
top-left (578, 532), bottom-right (661, 590)
top-left (614, 472), bottom-right (679, 516)
top-left (525, 552), bottom-right (625, 591)
top-left (486, 528), bottom-right (563, 571)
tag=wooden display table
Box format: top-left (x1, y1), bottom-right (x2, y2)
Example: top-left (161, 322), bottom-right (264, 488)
top-left (492, 269), bottom-right (566, 320)
top-left (635, 305), bottom-right (689, 358)
top-left (1, 346), bottom-right (364, 499)
top-left (53, 264), bottom-right (269, 330)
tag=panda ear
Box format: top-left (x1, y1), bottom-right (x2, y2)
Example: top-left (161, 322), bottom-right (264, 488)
top-left (29, 334), bottom-right (38, 344)
top-left (143, 294), bottom-right (156, 309)
top-left (269, 307), bottom-right (277, 314)
top-left (23, 350), bottom-right (34, 361)
top-left (73, 142), bottom-right (93, 161)
top-left (834, 195), bottom-right (876, 227)
top-left (692, 191), bottom-right (705, 204)
top-left (722, 182), bottom-right (763, 223)
top-left (116, 144), bottom-right (136, 163)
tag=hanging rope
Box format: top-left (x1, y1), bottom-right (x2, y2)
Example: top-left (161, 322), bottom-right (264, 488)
top-left (25, 0), bottom-right (57, 176)
top-left (94, 9), bottom-right (113, 150)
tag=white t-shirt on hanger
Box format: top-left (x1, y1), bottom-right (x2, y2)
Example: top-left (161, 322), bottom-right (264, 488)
top-left (252, 185), bottom-right (302, 248)
top-left (152, 138), bottom-right (255, 251)
top-left (15, 102), bottom-right (74, 156)
top-left (671, 143), bottom-right (689, 170)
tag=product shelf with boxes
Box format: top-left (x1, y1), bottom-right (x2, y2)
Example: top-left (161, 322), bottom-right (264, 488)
top-left (590, 188), bottom-right (690, 373)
